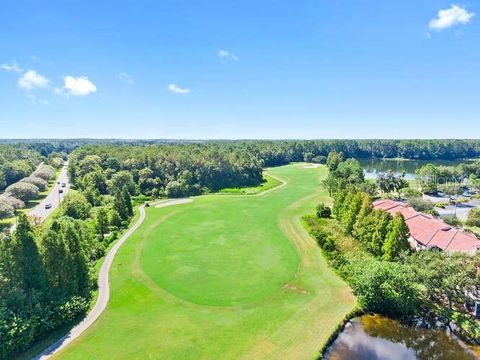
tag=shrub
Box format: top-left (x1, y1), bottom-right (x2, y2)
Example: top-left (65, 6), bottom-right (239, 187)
top-left (444, 216), bottom-right (463, 227)
top-left (165, 180), bottom-right (189, 198)
top-left (434, 201), bottom-right (449, 209)
top-left (33, 165), bottom-right (55, 180)
top-left (316, 203), bottom-right (332, 218)
top-left (303, 152), bottom-right (314, 162)
top-left (5, 182), bottom-right (39, 202)
top-left (466, 208), bottom-right (480, 227)
top-left (400, 187), bottom-right (422, 199)
top-left (407, 197), bottom-right (434, 212)
top-left (50, 157), bottom-right (64, 168)
top-left (62, 192), bottom-right (92, 220)
top-left (424, 209), bottom-right (439, 216)
top-left (312, 155), bottom-right (327, 164)
top-left (347, 257), bottom-right (420, 316)
top-left (21, 176), bottom-right (48, 191)
top-left (0, 195), bottom-right (25, 209)
top-left (0, 199), bottom-right (14, 219)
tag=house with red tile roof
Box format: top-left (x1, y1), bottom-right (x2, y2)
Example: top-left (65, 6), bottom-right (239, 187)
top-left (373, 199), bottom-right (480, 255)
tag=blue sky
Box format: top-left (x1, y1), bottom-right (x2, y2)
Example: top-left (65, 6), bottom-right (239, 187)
top-left (1, 1), bottom-right (479, 139)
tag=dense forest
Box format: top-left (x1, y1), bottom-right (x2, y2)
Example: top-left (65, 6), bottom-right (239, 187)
top-left (0, 174), bottom-right (136, 358)
top-left (0, 145), bottom-right (43, 191)
top-left (4, 138), bottom-right (480, 163)
top-left (68, 144), bottom-right (264, 199)
top-left (230, 139), bottom-right (480, 163)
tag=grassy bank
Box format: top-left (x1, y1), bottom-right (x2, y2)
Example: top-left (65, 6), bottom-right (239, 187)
top-left (218, 173), bottom-right (282, 195)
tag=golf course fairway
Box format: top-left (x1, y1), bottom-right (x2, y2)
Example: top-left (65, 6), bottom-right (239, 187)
top-left (54, 163), bottom-right (355, 359)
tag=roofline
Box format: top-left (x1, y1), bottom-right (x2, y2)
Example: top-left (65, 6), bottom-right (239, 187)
top-left (425, 228), bottom-right (442, 246)
top-left (444, 231), bottom-right (459, 251)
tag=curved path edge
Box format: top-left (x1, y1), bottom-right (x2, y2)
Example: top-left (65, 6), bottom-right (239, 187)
top-left (34, 204), bottom-right (147, 359)
top-left (34, 199), bottom-right (192, 359)
top-left (257, 172), bottom-right (287, 196)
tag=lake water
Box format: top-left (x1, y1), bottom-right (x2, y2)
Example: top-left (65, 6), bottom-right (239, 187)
top-left (357, 158), bottom-right (475, 180)
top-left (325, 314), bottom-right (479, 360)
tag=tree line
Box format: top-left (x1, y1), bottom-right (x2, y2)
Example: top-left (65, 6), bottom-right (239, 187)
top-left (6, 138), bottom-right (480, 164)
top-left (416, 161), bottom-right (480, 194)
top-left (0, 182), bottom-right (135, 358)
top-left (333, 188), bottom-right (410, 261)
top-left (68, 144), bottom-right (265, 199)
top-left (0, 145), bottom-right (43, 191)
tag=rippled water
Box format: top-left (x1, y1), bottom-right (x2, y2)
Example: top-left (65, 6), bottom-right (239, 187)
top-left (325, 314), bottom-right (478, 360)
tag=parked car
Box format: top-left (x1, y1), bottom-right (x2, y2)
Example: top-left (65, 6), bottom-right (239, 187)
top-left (45, 203), bottom-right (52, 209)
top-left (57, 181), bottom-right (60, 184)
top-left (61, 183), bottom-right (66, 187)
top-left (59, 189), bottom-right (64, 194)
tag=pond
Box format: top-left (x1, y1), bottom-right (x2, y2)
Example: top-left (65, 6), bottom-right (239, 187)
top-left (357, 158), bottom-right (475, 180)
top-left (325, 314), bottom-right (479, 360)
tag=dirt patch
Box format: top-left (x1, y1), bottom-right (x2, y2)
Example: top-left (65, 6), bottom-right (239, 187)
top-left (304, 163), bottom-right (321, 169)
top-left (283, 283), bottom-right (309, 295)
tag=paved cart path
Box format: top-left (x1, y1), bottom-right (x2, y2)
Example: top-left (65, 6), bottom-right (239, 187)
top-left (35, 199), bottom-right (193, 359)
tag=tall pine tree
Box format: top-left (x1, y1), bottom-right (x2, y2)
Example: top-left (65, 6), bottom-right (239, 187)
top-left (10, 212), bottom-right (46, 292)
top-left (382, 214), bottom-right (410, 261)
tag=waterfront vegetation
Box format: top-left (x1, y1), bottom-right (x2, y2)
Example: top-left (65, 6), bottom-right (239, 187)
top-left (304, 157), bottom-right (480, 349)
top-left (326, 313), bottom-right (479, 359)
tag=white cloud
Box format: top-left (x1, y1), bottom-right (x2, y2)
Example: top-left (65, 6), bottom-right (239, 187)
top-left (168, 83), bottom-right (191, 94)
top-left (117, 71), bottom-right (134, 84)
top-left (1, 61), bottom-right (23, 73)
top-left (429, 4), bottom-right (474, 30)
top-left (218, 49), bottom-right (239, 61)
top-left (18, 70), bottom-right (49, 90)
top-left (63, 75), bottom-right (97, 96)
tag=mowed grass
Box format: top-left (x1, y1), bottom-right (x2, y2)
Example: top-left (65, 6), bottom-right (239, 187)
top-left (219, 173), bottom-right (282, 195)
top-left (54, 163), bottom-right (355, 360)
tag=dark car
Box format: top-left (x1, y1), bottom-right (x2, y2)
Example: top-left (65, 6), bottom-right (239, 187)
top-left (61, 183), bottom-right (66, 187)
top-left (45, 203), bottom-right (52, 209)
top-left (59, 189), bottom-right (64, 194)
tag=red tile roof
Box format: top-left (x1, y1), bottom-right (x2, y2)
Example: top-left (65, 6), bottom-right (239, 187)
top-left (373, 200), bottom-right (480, 254)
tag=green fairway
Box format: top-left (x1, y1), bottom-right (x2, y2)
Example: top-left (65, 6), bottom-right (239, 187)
top-left (55, 163), bottom-right (355, 360)
top-left (218, 173), bottom-right (282, 195)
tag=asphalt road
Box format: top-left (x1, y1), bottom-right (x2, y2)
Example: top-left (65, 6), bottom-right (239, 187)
top-left (424, 194), bottom-right (480, 221)
top-left (29, 163), bottom-right (70, 223)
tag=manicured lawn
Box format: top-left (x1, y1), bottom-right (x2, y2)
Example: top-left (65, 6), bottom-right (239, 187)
top-left (54, 163), bottom-right (355, 359)
top-left (219, 173), bottom-right (282, 195)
